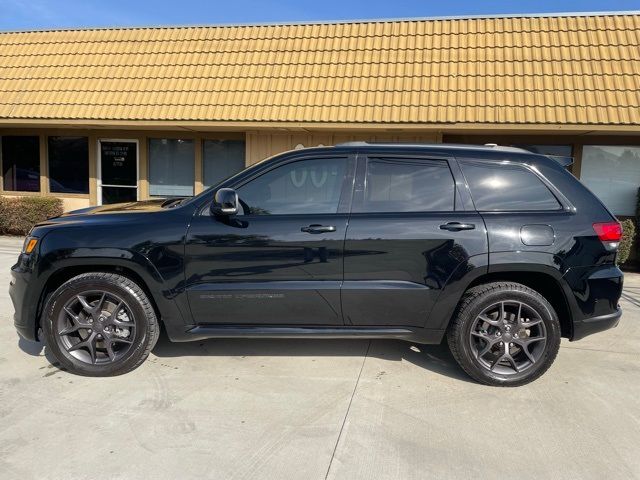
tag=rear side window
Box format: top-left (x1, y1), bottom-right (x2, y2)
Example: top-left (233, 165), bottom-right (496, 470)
top-left (460, 161), bottom-right (561, 211)
top-left (358, 158), bottom-right (455, 213)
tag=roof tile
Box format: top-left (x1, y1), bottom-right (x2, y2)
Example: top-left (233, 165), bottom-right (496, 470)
top-left (0, 13), bottom-right (638, 125)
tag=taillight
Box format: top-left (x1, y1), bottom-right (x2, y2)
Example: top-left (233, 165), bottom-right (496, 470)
top-left (593, 222), bottom-right (622, 250)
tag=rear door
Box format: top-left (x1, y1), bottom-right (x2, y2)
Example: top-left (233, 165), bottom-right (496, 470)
top-left (342, 153), bottom-right (487, 328)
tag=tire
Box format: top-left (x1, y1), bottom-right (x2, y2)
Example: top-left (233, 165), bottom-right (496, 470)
top-left (447, 282), bottom-right (561, 387)
top-left (42, 272), bottom-right (159, 376)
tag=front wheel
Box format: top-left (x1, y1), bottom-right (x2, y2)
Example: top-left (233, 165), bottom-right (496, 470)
top-left (447, 282), bottom-right (561, 387)
top-left (43, 272), bottom-right (159, 376)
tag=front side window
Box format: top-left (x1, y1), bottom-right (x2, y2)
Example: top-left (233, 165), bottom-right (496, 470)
top-left (580, 146), bottom-right (640, 216)
top-left (48, 136), bottom-right (89, 194)
top-left (237, 157), bottom-right (347, 215)
top-left (357, 158), bottom-right (455, 213)
top-left (203, 140), bottom-right (246, 188)
top-left (461, 161), bottom-right (561, 211)
top-left (149, 138), bottom-right (195, 197)
top-left (1, 136), bottom-right (40, 192)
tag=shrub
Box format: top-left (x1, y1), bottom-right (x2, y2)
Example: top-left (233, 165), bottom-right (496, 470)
top-left (0, 196), bottom-right (64, 236)
top-left (617, 218), bottom-right (635, 266)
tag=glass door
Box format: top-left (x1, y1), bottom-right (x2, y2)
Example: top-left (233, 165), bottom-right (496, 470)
top-left (98, 139), bottom-right (138, 204)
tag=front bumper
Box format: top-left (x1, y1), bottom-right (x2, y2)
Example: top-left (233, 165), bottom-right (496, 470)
top-left (10, 256), bottom-right (38, 341)
top-left (571, 307), bottom-right (622, 341)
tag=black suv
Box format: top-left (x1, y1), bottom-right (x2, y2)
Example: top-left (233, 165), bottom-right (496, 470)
top-left (10, 143), bottom-right (623, 386)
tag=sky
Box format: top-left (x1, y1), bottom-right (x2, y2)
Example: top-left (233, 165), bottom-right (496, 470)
top-left (0, 0), bottom-right (639, 31)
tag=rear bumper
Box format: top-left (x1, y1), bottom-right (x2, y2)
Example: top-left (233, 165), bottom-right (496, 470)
top-left (564, 265), bottom-right (623, 341)
top-left (571, 307), bottom-right (622, 341)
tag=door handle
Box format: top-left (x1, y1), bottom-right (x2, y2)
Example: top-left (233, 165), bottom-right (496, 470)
top-left (301, 224), bottom-right (337, 234)
top-left (439, 222), bottom-right (476, 231)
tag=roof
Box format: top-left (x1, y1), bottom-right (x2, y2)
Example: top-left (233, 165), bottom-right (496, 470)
top-left (0, 12), bottom-right (639, 127)
top-left (336, 141), bottom-right (528, 151)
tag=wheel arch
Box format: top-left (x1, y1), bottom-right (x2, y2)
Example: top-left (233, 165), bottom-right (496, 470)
top-left (464, 270), bottom-right (573, 338)
top-left (35, 261), bottom-right (163, 340)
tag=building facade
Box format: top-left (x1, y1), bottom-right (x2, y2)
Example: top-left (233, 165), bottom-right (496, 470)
top-left (0, 12), bottom-right (639, 217)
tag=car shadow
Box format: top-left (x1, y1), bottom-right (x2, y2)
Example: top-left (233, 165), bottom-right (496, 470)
top-left (151, 328), bottom-right (474, 384)
top-left (17, 328), bottom-right (472, 384)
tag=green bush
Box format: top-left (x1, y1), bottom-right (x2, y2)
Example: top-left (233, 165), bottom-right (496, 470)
top-left (617, 218), bottom-right (635, 266)
top-left (0, 196), bottom-right (64, 236)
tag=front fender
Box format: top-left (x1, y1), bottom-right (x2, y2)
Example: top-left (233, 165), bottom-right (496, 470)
top-left (27, 230), bottom-right (191, 340)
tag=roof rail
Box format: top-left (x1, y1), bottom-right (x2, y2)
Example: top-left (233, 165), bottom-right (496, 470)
top-left (334, 141), bottom-right (370, 146)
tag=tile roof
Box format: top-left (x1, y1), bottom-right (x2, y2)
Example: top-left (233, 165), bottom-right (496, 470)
top-left (0, 13), bottom-right (639, 126)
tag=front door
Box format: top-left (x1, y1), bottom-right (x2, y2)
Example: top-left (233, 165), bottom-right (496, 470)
top-left (342, 154), bottom-right (487, 328)
top-left (184, 154), bottom-right (355, 325)
top-left (98, 139), bottom-right (138, 204)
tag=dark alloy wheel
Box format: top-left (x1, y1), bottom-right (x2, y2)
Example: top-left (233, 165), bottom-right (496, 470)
top-left (56, 291), bottom-right (136, 365)
top-left (469, 301), bottom-right (547, 375)
top-left (447, 282), bottom-right (561, 387)
top-left (43, 272), bottom-right (159, 376)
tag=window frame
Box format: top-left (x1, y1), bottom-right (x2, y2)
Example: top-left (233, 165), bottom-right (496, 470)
top-left (351, 153), bottom-right (465, 214)
top-left (457, 158), bottom-right (573, 213)
top-left (198, 152), bottom-right (356, 217)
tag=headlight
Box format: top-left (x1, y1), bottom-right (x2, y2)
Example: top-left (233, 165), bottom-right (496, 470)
top-left (22, 236), bottom-right (38, 254)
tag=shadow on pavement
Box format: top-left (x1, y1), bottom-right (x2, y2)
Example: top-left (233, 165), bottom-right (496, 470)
top-left (152, 328), bottom-right (474, 383)
top-left (17, 325), bottom-right (472, 383)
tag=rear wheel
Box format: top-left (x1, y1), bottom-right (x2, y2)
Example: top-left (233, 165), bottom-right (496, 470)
top-left (447, 282), bottom-right (561, 387)
top-left (43, 272), bottom-right (159, 376)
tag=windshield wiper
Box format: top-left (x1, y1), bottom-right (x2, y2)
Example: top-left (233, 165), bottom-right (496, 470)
top-left (160, 198), bottom-right (185, 208)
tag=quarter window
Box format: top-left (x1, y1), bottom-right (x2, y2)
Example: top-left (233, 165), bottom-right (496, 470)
top-left (237, 157), bottom-right (347, 215)
top-left (358, 158), bottom-right (455, 213)
top-left (1, 136), bottom-right (40, 192)
top-left (48, 136), bottom-right (89, 194)
top-left (461, 161), bottom-right (561, 211)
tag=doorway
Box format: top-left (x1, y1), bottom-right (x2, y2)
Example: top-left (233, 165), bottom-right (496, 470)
top-left (98, 139), bottom-right (138, 204)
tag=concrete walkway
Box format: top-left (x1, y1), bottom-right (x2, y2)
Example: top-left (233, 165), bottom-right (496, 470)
top-left (0, 238), bottom-right (638, 479)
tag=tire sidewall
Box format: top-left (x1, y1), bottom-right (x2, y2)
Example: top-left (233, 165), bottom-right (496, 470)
top-left (43, 275), bottom-right (152, 376)
top-left (455, 287), bottom-right (561, 386)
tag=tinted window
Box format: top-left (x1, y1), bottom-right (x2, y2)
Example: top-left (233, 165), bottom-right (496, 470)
top-left (2, 136), bottom-right (40, 192)
top-left (203, 140), bottom-right (246, 188)
top-left (149, 138), bottom-right (194, 196)
top-left (461, 161), bottom-right (561, 211)
top-left (358, 158), bottom-right (455, 213)
top-left (237, 157), bottom-right (346, 215)
top-left (48, 136), bottom-right (89, 193)
top-left (100, 141), bottom-right (137, 186)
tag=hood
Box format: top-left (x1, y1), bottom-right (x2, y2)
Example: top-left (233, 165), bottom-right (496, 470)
top-left (29, 199), bottom-right (183, 235)
top-left (61, 199), bottom-right (172, 217)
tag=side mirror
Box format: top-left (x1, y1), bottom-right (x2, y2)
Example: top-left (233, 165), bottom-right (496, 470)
top-left (211, 188), bottom-right (239, 216)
